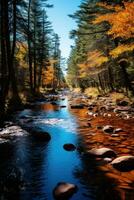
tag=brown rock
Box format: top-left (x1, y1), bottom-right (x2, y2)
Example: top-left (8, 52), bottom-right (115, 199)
top-left (111, 155), bottom-right (134, 172)
top-left (88, 147), bottom-right (116, 158)
top-left (53, 182), bottom-right (78, 199)
top-left (103, 125), bottom-right (114, 133)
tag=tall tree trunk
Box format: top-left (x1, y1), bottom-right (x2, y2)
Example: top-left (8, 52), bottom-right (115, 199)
top-left (7, 0), bottom-right (22, 110)
top-left (28, 0), bottom-right (33, 92)
top-left (0, 0), bottom-right (9, 120)
top-left (107, 66), bottom-right (114, 91)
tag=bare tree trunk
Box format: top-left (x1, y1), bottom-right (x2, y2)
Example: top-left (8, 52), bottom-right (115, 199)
top-left (28, 0), bottom-right (33, 92)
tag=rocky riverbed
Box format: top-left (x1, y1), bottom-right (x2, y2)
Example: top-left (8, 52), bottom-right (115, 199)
top-left (69, 92), bottom-right (134, 199)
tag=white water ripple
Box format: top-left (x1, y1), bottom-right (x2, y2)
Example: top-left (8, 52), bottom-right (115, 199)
top-left (34, 118), bottom-right (77, 132)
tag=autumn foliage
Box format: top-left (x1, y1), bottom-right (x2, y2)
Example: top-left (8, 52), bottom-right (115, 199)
top-left (78, 50), bottom-right (108, 77)
top-left (93, 2), bottom-right (134, 39)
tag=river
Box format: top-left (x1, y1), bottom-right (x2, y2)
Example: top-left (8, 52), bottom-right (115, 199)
top-left (0, 95), bottom-right (97, 200)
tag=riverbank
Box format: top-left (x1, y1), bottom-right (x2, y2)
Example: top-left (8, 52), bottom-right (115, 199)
top-left (69, 91), bottom-right (134, 199)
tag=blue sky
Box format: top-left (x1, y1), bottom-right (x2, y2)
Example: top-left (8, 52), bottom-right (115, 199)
top-left (47, 0), bottom-right (81, 59)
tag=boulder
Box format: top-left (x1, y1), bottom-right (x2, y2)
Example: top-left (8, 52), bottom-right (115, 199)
top-left (103, 125), bottom-right (114, 133)
top-left (30, 129), bottom-right (51, 142)
top-left (111, 155), bottom-right (134, 172)
top-left (88, 147), bottom-right (116, 158)
top-left (53, 182), bottom-right (78, 200)
top-left (63, 144), bottom-right (76, 151)
top-left (114, 128), bottom-right (123, 133)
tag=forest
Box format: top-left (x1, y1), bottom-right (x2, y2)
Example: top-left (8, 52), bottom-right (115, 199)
top-left (0, 0), bottom-right (65, 122)
top-left (0, 0), bottom-right (134, 200)
top-left (67, 0), bottom-right (134, 96)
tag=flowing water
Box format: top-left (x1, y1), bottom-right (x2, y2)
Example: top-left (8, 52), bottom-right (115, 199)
top-left (0, 96), bottom-right (97, 200)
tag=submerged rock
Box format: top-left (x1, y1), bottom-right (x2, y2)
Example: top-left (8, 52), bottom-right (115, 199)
top-left (71, 104), bottom-right (84, 109)
top-left (63, 144), bottom-right (76, 151)
top-left (88, 147), bottom-right (116, 158)
top-left (53, 182), bottom-right (78, 200)
top-left (111, 155), bottom-right (134, 172)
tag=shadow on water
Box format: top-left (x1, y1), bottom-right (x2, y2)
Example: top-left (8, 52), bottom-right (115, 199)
top-left (0, 95), bottom-right (132, 200)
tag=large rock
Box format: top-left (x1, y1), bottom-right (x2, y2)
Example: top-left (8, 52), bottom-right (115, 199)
top-left (63, 144), bottom-right (76, 151)
top-left (111, 155), bottom-right (134, 172)
top-left (88, 147), bottom-right (116, 158)
top-left (103, 125), bottom-right (114, 133)
top-left (30, 129), bottom-right (51, 142)
top-left (0, 125), bottom-right (28, 139)
top-left (53, 182), bottom-right (78, 200)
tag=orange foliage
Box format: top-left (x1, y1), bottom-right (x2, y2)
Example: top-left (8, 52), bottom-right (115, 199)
top-left (110, 43), bottom-right (134, 58)
top-left (78, 50), bottom-right (108, 77)
top-left (93, 2), bottom-right (134, 39)
top-left (42, 58), bottom-right (58, 86)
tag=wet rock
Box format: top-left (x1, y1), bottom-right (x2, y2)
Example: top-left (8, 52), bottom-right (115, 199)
top-left (116, 100), bottom-right (129, 106)
top-left (114, 106), bottom-right (131, 113)
top-left (88, 147), bottom-right (116, 158)
top-left (111, 156), bottom-right (134, 172)
top-left (30, 129), bottom-right (51, 142)
top-left (0, 138), bottom-right (10, 144)
top-left (103, 157), bottom-right (113, 163)
top-left (53, 182), bottom-right (78, 200)
top-left (0, 125), bottom-right (28, 139)
top-left (63, 144), bottom-right (76, 151)
top-left (114, 128), bottom-right (123, 133)
top-left (88, 112), bottom-right (94, 116)
top-left (103, 125), bottom-right (114, 133)
top-left (111, 134), bottom-right (119, 137)
top-left (60, 105), bottom-right (66, 108)
top-left (71, 104), bottom-right (84, 109)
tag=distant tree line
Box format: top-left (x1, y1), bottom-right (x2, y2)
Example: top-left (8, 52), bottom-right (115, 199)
top-left (67, 0), bottom-right (134, 95)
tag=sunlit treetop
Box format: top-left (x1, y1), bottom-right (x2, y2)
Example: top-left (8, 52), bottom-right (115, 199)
top-left (93, 2), bottom-right (134, 39)
top-left (110, 43), bottom-right (134, 58)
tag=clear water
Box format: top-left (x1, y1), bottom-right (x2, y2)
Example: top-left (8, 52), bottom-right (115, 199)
top-left (0, 97), bottom-right (94, 200)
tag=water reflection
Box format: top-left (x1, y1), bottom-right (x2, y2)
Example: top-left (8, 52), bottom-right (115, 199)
top-left (0, 96), bottom-right (129, 200)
